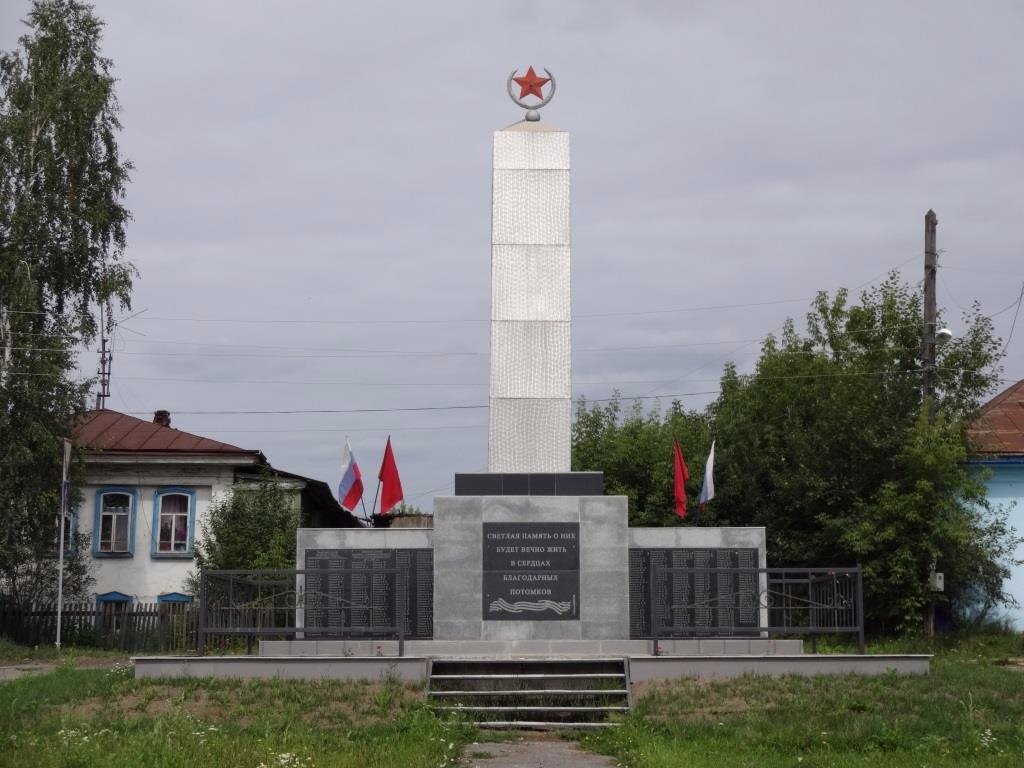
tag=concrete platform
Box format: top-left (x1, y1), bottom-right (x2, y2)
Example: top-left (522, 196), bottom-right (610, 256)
top-left (133, 651), bottom-right (929, 681)
top-left (134, 655), bottom-right (428, 681)
top-left (259, 638), bottom-right (804, 658)
top-left (630, 654), bottom-right (931, 680)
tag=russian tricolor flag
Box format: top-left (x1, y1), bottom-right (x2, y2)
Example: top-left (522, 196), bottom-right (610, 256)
top-left (699, 440), bottom-right (715, 510)
top-left (338, 439), bottom-right (364, 513)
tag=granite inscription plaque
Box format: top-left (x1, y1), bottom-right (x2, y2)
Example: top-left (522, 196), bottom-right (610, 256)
top-left (629, 548), bottom-right (759, 638)
top-left (482, 522), bottom-right (580, 621)
top-left (304, 549), bottom-right (433, 639)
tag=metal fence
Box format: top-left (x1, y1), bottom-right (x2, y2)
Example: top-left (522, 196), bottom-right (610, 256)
top-left (648, 566), bottom-right (864, 653)
top-left (196, 565), bottom-right (864, 657)
top-left (197, 568), bottom-right (407, 656)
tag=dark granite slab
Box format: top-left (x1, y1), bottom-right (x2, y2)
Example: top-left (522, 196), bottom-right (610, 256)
top-left (454, 472), bottom-right (603, 497)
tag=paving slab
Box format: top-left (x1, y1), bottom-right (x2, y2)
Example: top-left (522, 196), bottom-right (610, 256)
top-left (463, 739), bottom-right (618, 768)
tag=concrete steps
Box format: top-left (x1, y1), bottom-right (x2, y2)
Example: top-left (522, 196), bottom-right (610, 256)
top-left (428, 658), bottom-right (630, 729)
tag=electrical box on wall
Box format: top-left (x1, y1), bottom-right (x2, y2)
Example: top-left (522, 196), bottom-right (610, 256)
top-left (929, 571), bottom-right (945, 592)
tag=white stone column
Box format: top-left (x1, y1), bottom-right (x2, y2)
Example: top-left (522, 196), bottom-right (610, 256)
top-left (488, 121), bottom-right (571, 473)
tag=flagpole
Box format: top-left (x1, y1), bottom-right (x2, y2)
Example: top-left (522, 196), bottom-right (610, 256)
top-left (370, 480), bottom-right (381, 521)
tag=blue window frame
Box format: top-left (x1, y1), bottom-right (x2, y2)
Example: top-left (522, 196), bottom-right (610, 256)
top-left (157, 592), bottom-right (193, 604)
top-left (96, 590), bottom-right (133, 605)
top-left (151, 488), bottom-right (197, 558)
top-left (96, 591), bottom-right (132, 633)
top-left (92, 487), bottom-right (138, 558)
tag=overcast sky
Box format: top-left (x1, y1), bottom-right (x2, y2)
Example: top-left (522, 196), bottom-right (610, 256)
top-left (3, 1), bottom-right (1023, 513)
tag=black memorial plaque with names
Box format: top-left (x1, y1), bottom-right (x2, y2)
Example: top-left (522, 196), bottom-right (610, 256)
top-left (304, 549), bottom-right (433, 639)
top-left (629, 548), bottom-right (759, 638)
top-left (482, 522), bottom-right (580, 621)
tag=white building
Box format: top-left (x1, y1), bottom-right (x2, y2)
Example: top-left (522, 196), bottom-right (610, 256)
top-left (967, 380), bottom-right (1024, 629)
top-left (72, 408), bottom-right (359, 606)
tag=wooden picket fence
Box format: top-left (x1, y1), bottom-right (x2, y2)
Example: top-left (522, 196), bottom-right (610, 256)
top-left (0, 601), bottom-right (199, 653)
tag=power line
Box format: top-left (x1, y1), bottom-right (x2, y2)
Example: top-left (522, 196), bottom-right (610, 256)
top-left (0, 251), bottom-right (992, 342)
top-left (113, 296), bottom-right (811, 325)
top-left (850, 253), bottom-right (921, 290)
top-left (1000, 283), bottom-right (1024, 355)
top-left (405, 479), bottom-right (459, 503)
top-left (106, 337), bottom-right (488, 355)
top-left (633, 252), bottom-right (984, 400)
top-left (118, 391), bottom-right (714, 417)
top-left (2, 334), bottom-right (934, 360)
top-left (16, 254), bottom-right (1019, 365)
top-left (987, 292), bottom-right (1024, 320)
top-left (111, 334), bottom-right (767, 355)
top-left (69, 366), bottom-right (1020, 420)
top-left (4, 343), bottom-right (936, 388)
top-left (940, 264), bottom-right (1024, 278)
top-left (126, 404), bottom-right (491, 416)
top-left (0, 265), bottom-right (916, 328)
top-left (108, 369), bottom-right (942, 418)
top-left (186, 424), bottom-right (489, 434)
top-left (575, 298), bottom-right (809, 318)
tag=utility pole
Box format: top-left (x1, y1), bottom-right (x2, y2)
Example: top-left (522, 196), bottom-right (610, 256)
top-left (95, 303), bottom-right (111, 410)
top-left (922, 209), bottom-right (938, 639)
top-left (922, 210), bottom-right (938, 422)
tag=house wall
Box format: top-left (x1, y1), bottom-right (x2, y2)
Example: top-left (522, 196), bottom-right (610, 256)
top-left (977, 460), bottom-right (1024, 628)
top-left (77, 463), bottom-right (237, 603)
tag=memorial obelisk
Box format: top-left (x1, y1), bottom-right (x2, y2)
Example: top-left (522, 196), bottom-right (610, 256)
top-left (431, 69), bottom-right (628, 643)
top-left (488, 67), bottom-right (571, 473)
top-left (292, 70), bottom-right (764, 652)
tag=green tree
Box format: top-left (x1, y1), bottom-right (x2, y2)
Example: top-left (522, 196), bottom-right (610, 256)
top-left (0, 262), bottom-right (93, 604)
top-left (835, 412), bottom-right (1018, 630)
top-left (0, 1), bottom-right (134, 604)
top-left (1, 0), bottom-right (134, 335)
top-left (191, 475), bottom-right (302, 580)
top-left (573, 275), bottom-right (1018, 630)
top-left (572, 394), bottom-right (711, 526)
top-left (708, 276), bottom-right (1013, 628)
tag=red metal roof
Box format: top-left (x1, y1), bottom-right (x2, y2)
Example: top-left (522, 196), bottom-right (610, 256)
top-left (74, 409), bottom-right (260, 455)
top-left (968, 379), bottom-right (1024, 455)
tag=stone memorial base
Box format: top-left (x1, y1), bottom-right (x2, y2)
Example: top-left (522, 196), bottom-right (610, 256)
top-left (433, 495), bottom-right (629, 641)
top-left (259, 637), bottom-right (805, 658)
top-left (295, 490), bottom-right (769, 642)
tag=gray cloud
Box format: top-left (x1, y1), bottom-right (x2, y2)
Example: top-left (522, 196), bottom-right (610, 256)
top-left (3, 0), bottom-right (1022, 509)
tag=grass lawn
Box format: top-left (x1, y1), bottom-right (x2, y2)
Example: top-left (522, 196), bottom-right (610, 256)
top-left (583, 633), bottom-right (1024, 768)
top-left (2, 633), bottom-right (1022, 767)
top-left (0, 661), bottom-right (473, 767)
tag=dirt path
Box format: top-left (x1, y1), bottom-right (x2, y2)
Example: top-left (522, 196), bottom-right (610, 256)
top-left (0, 663), bottom-right (56, 681)
top-left (0, 655), bottom-right (128, 682)
top-left (463, 739), bottom-right (619, 768)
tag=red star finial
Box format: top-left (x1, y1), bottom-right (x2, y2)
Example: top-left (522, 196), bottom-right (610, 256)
top-left (513, 66), bottom-right (550, 100)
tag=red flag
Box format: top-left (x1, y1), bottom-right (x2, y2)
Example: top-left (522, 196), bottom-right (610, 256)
top-left (673, 439), bottom-right (690, 519)
top-left (377, 436), bottom-right (404, 516)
